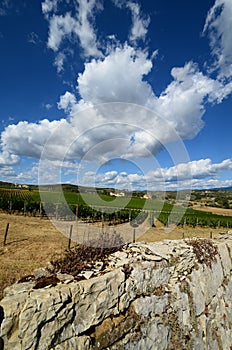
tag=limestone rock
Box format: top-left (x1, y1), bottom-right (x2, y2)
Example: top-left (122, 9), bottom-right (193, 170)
top-left (132, 294), bottom-right (169, 318)
top-left (1, 238), bottom-right (232, 349)
top-left (131, 261), bottom-right (170, 295)
top-left (34, 267), bottom-right (52, 279)
top-left (78, 270), bottom-right (94, 280)
top-left (56, 273), bottom-right (74, 282)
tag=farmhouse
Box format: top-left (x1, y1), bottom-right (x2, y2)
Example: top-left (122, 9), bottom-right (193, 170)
top-left (143, 193), bottom-right (152, 199)
top-left (110, 191), bottom-right (125, 197)
top-left (15, 183), bottom-right (29, 189)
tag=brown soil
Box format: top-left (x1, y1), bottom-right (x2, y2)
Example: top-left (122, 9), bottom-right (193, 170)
top-left (0, 213), bottom-right (69, 299)
top-left (192, 205), bottom-right (232, 216)
top-left (0, 213), bottom-right (228, 299)
top-left (138, 224), bottom-right (223, 243)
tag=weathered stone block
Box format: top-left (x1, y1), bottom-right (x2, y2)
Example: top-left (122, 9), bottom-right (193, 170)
top-left (1, 238), bottom-right (232, 349)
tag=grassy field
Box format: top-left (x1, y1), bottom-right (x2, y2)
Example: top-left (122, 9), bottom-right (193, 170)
top-left (0, 188), bottom-right (170, 209)
top-left (1, 188), bottom-right (232, 230)
top-left (0, 212), bottom-right (229, 299)
top-left (39, 190), bottom-right (169, 210)
top-left (0, 213), bottom-right (69, 299)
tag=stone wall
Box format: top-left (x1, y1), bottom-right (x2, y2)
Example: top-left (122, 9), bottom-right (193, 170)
top-left (1, 235), bottom-right (232, 349)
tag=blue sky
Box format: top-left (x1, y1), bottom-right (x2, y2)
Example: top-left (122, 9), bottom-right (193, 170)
top-left (0, 0), bottom-right (231, 191)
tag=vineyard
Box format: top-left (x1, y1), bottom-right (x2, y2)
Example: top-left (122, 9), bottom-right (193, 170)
top-left (0, 189), bottom-right (40, 214)
top-left (0, 188), bottom-right (32, 201)
top-left (0, 188), bottom-right (232, 228)
top-left (158, 208), bottom-right (232, 229)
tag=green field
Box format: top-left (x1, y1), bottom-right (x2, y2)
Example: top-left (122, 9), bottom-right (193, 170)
top-left (36, 190), bottom-right (170, 210)
top-left (0, 187), bottom-right (232, 228)
top-left (0, 188), bottom-right (32, 201)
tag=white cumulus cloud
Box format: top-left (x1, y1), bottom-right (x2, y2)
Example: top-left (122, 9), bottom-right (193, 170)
top-left (54, 51), bottom-right (66, 73)
top-left (47, 13), bottom-right (77, 52)
top-left (0, 0), bottom-right (232, 191)
top-left (113, 0), bottom-right (150, 43)
top-left (203, 0), bottom-right (232, 79)
top-left (77, 158), bottom-right (232, 190)
top-left (77, 45), bottom-right (154, 104)
top-left (128, 1), bottom-right (150, 43)
top-left (41, 0), bottom-right (58, 16)
top-left (57, 91), bottom-right (77, 113)
top-left (1, 51), bottom-right (231, 169)
top-left (45, 0), bottom-right (103, 57)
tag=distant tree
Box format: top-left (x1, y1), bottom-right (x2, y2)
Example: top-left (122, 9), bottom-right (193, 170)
top-left (222, 199), bottom-right (230, 209)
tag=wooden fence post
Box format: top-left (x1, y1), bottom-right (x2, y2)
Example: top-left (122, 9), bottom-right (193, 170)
top-left (68, 224), bottom-right (73, 250)
top-left (55, 204), bottom-right (58, 220)
top-left (133, 228), bottom-right (136, 243)
top-left (3, 223), bottom-right (9, 246)
top-left (101, 209), bottom-right (104, 233)
top-left (76, 204), bottom-right (78, 221)
top-left (150, 211), bottom-right (153, 227)
top-left (183, 217), bottom-right (186, 228)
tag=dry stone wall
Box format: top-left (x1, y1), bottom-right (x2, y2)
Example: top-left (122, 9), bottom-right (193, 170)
top-left (1, 235), bottom-right (232, 349)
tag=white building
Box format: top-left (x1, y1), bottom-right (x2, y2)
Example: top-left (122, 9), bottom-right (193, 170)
top-left (143, 193), bottom-right (152, 199)
top-left (110, 191), bottom-right (125, 197)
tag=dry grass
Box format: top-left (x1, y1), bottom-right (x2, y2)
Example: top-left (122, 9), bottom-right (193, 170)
top-left (192, 205), bottom-right (232, 216)
top-left (0, 213), bottom-right (228, 299)
top-left (138, 224), bottom-right (223, 243)
top-left (0, 213), bottom-right (69, 299)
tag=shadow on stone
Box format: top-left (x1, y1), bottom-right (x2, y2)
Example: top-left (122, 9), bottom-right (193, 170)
top-left (0, 306), bottom-right (4, 349)
top-left (0, 337), bottom-right (4, 350)
top-left (0, 306), bottom-right (4, 327)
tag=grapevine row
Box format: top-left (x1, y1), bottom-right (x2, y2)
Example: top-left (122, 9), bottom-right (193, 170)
top-left (0, 189), bottom-right (231, 228)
